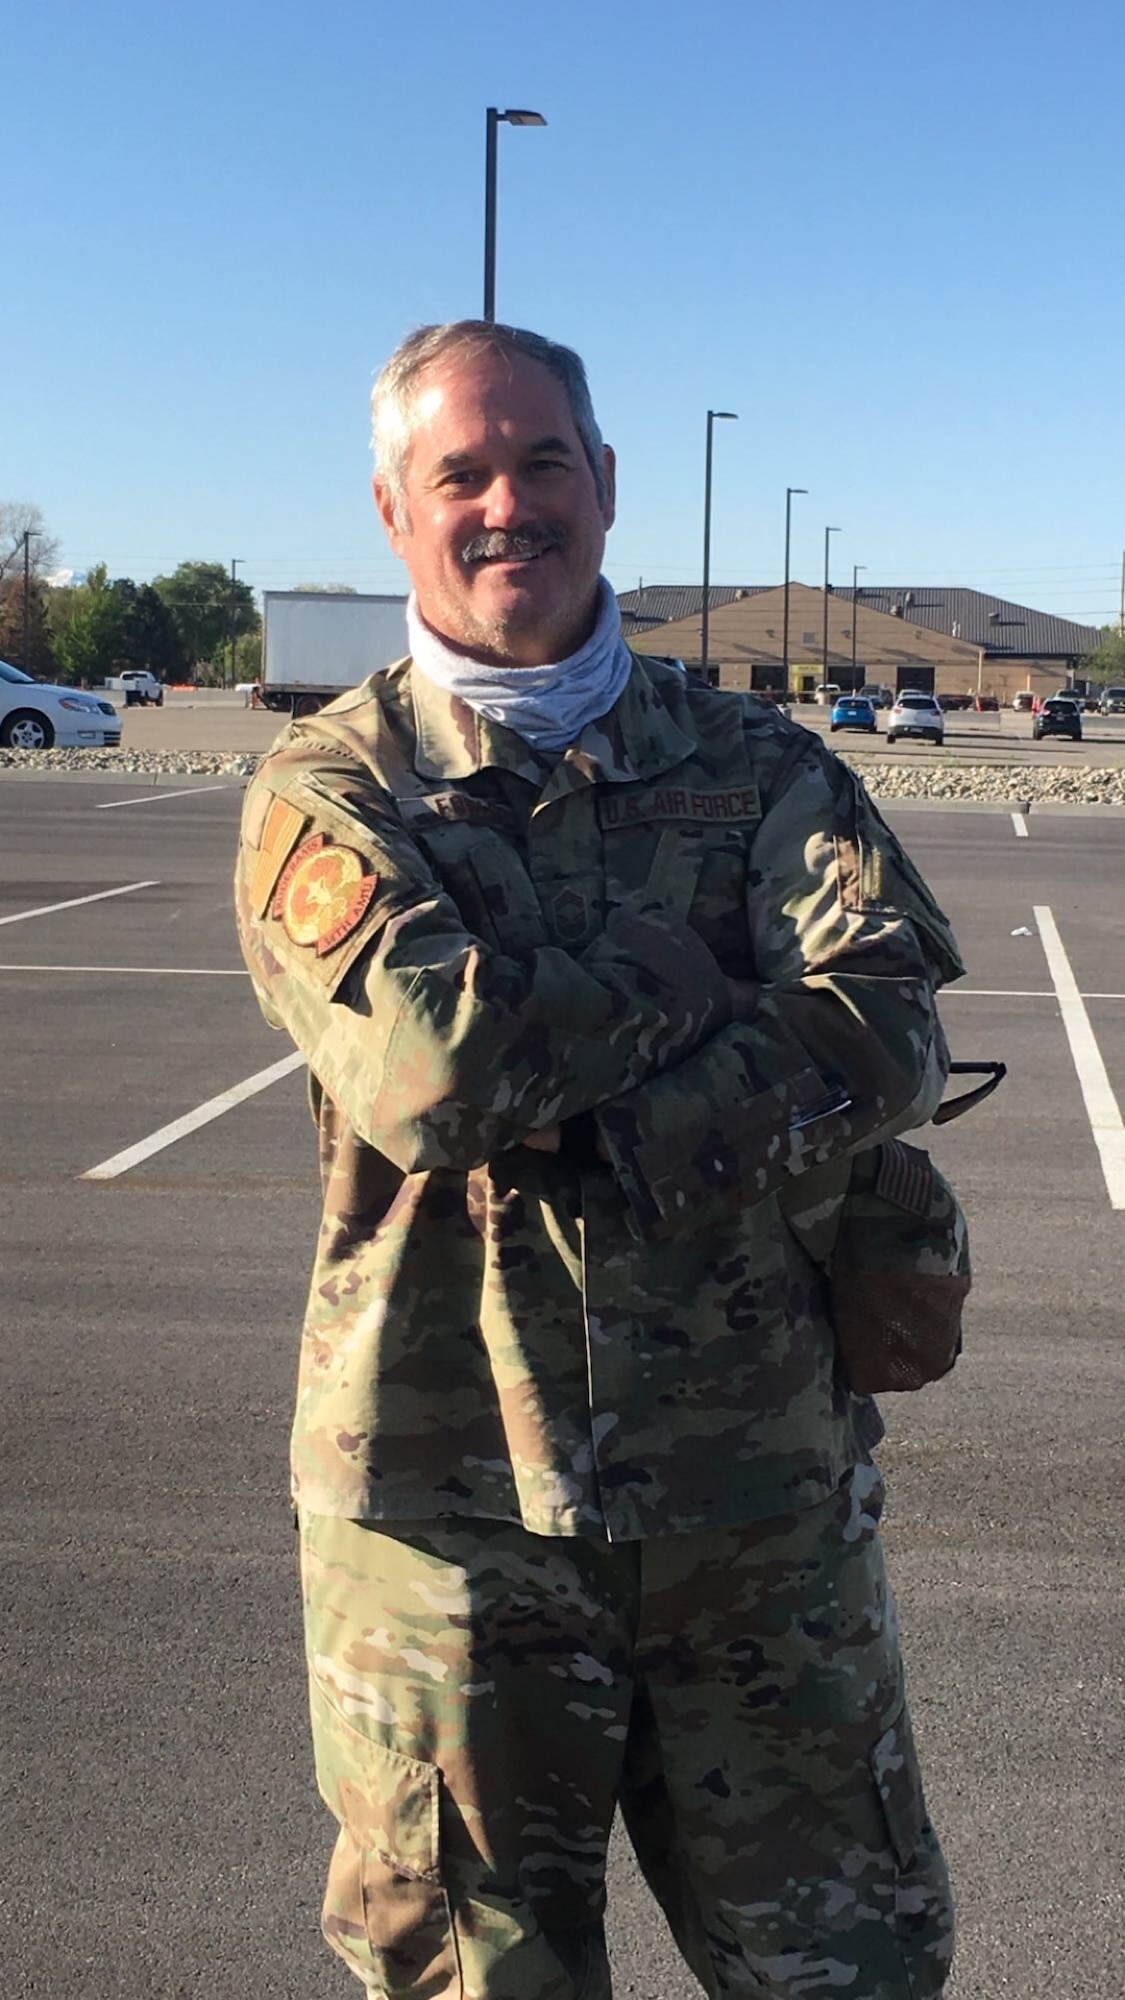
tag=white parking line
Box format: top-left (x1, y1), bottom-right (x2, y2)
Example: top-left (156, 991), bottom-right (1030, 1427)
top-left (0, 963), bottom-right (245, 976)
top-left (80, 1050), bottom-right (306, 1181)
top-left (1011, 812), bottom-right (1029, 837)
top-left (94, 786), bottom-right (234, 810)
top-left (1034, 905), bottom-right (1125, 1210)
top-left (942, 987), bottom-right (1125, 1000)
top-left (0, 881), bottom-right (158, 928)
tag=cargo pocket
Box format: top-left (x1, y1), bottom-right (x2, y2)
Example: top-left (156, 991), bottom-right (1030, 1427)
top-left (870, 1700), bottom-right (955, 1989)
top-left (309, 1671), bottom-right (460, 1997)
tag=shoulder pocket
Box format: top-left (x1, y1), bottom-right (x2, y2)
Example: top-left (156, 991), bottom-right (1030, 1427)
top-left (836, 782), bottom-right (964, 986)
top-left (256, 772), bottom-right (426, 1001)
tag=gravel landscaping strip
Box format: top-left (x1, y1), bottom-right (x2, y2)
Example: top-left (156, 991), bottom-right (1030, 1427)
top-left (3, 746), bottom-right (1125, 806)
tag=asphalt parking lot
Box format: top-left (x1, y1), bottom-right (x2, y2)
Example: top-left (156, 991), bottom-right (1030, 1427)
top-left (2, 776), bottom-right (1124, 2000)
top-left (110, 688), bottom-right (1125, 769)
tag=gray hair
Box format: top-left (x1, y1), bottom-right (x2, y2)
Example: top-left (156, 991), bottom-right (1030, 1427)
top-left (371, 320), bottom-right (608, 530)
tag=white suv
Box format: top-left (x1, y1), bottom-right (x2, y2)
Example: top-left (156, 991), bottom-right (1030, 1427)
top-left (886, 691), bottom-right (944, 745)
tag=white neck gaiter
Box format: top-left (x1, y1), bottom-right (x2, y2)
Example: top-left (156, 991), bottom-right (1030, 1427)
top-left (407, 577), bottom-right (633, 753)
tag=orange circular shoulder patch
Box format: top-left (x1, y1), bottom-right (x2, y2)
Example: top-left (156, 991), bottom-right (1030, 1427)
top-left (272, 835), bottom-right (377, 957)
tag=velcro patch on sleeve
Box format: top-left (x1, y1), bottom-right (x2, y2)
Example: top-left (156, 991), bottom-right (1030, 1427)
top-left (249, 797), bottom-right (308, 917)
top-left (875, 1139), bottom-right (936, 1217)
top-left (272, 835), bottom-right (378, 957)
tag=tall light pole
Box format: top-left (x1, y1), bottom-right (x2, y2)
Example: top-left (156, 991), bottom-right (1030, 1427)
top-left (823, 525), bottom-right (841, 684)
top-left (701, 410), bottom-right (738, 680)
top-left (483, 107), bottom-right (547, 322)
top-left (782, 487), bottom-right (807, 693)
top-left (229, 558), bottom-right (243, 690)
top-left (850, 563), bottom-right (867, 688)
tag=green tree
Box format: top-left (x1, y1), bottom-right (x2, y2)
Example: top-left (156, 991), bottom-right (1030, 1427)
top-left (54, 590), bottom-right (128, 685)
top-left (0, 576), bottom-right (59, 676)
top-left (111, 580), bottom-right (189, 682)
top-left (292, 582), bottom-right (358, 594)
top-left (152, 560), bottom-right (259, 670)
top-left (1090, 627), bottom-right (1125, 683)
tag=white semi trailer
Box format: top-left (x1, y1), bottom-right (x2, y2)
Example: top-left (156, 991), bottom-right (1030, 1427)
top-left (259, 590), bottom-right (408, 716)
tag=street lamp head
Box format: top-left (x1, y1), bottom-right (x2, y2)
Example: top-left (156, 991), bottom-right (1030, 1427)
top-left (710, 410), bottom-right (738, 421)
top-left (501, 108), bottom-right (547, 125)
top-left (787, 486), bottom-right (808, 497)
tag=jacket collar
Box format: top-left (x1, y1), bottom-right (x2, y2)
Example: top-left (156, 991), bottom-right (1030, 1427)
top-left (410, 652), bottom-right (697, 794)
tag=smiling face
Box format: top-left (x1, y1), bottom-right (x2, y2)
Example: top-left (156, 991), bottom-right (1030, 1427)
top-left (374, 344), bottom-right (615, 666)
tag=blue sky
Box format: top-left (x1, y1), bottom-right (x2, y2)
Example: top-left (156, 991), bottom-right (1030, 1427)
top-left (6, 0), bottom-right (1123, 625)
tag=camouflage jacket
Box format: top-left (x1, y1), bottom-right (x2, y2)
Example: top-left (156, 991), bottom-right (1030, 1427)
top-left (234, 654), bottom-right (964, 1539)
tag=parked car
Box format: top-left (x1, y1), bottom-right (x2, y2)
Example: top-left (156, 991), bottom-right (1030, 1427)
top-left (829, 694), bottom-right (877, 735)
top-left (859, 684), bottom-right (894, 709)
top-left (0, 658), bottom-right (123, 750)
top-left (1098, 686), bottom-right (1125, 715)
top-left (936, 692), bottom-right (972, 711)
top-left (1011, 690), bottom-right (1034, 712)
top-left (1033, 697), bottom-right (1082, 743)
top-left (813, 683), bottom-right (841, 705)
top-left (118, 669), bottom-right (164, 706)
top-left (973, 692), bottom-right (999, 712)
top-left (886, 691), bottom-right (945, 745)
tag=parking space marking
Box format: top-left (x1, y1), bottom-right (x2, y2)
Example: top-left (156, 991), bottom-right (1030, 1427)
top-left (80, 1050), bottom-right (306, 1181)
top-left (0, 963), bottom-right (245, 977)
top-left (943, 988), bottom-right (1125, 1000)
top-left (1034, 905), bottom-right (1125, 1209)
top-left (94, 786), bottom-right (234, 810)
top-left (0, 881), bottom-right (158, 928)
top-left (1011, 812), bottom-right (1029, 837)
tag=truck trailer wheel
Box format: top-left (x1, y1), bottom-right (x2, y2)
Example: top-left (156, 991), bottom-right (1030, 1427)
top-left (293, 694), bottom-right (324, 718)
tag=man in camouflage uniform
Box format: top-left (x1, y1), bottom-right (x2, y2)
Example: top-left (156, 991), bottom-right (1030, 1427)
top-left (235, 321), bottom-right (962, 1999)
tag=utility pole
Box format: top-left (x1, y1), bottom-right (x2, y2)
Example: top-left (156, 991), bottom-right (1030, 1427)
top-left (1119, 548), bottom-right (1124, 635)
top-left (229, 559), bottom-right (241, 689)
top-left (22, 529), bottom-right (41, 671)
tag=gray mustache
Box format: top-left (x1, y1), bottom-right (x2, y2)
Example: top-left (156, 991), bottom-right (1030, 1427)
top-left (462, 528), bottom-right (564, 564)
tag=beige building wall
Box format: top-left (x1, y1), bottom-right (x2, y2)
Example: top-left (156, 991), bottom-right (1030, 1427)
top-left (630, 584), bottom-right (1081, 702)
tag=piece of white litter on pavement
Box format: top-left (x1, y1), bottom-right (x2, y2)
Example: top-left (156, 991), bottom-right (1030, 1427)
top-left (1011, 926), bottom-right (1033, 936)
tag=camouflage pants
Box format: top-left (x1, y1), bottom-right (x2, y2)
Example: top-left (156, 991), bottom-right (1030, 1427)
top-left (300, 1468), bottom-right (953, 2000)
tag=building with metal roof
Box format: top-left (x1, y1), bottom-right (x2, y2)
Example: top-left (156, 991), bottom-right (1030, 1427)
top-left (618, 582), bottom-right (1100, 671)
top-left (619, 582), bottom-right (1102, 702)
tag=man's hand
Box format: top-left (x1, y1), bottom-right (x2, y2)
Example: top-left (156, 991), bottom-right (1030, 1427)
top-left (521, 1124), bottom-right (562, 1153)
top-left (521, 1121), bottom-right (611, 1162)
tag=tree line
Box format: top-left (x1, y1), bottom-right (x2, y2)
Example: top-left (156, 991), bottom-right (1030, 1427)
top-left (1, 502), bottom-right (260, 686)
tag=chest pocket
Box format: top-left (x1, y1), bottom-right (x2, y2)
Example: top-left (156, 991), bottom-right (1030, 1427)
top-left (602, 813), bottom-right (759, 975)
top-left (411, 821), bottom-right (550, 955)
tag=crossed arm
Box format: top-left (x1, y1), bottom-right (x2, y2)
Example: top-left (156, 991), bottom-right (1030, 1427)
top-left (237, 742), bottom-right (961, 1237)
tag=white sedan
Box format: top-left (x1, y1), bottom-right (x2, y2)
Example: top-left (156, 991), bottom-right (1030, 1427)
top-left (0, 659), bottom-right (123, 750)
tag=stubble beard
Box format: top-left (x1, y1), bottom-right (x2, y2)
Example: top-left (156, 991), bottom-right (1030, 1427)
top-left (426, 526), bottom-right (600, 667)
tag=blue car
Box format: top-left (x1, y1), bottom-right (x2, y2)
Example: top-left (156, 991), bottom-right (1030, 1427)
top-left (830, 694), bottom-right (877, 734)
